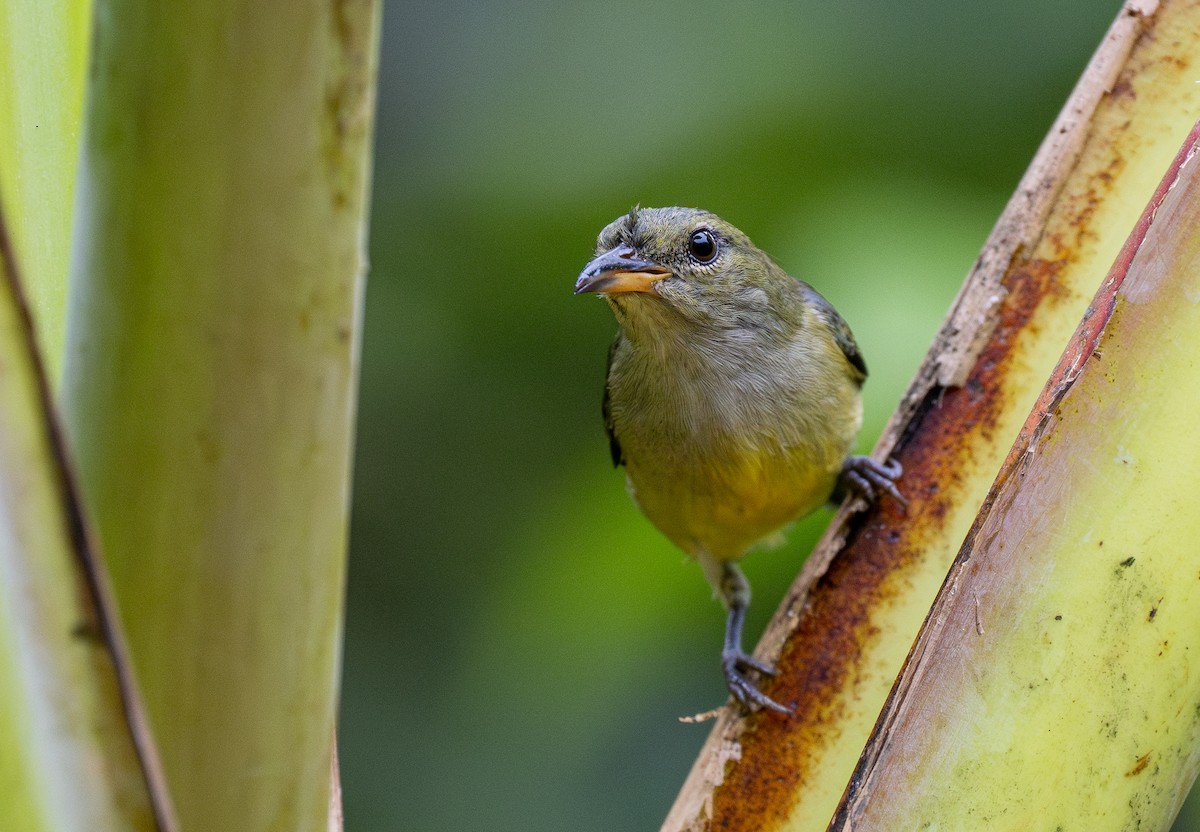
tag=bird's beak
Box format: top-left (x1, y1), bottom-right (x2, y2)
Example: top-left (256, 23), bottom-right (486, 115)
top-left (574, 246), bottom-right (671, 295)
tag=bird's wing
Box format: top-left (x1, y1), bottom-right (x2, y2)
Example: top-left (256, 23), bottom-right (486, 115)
top-left (602, 336), bottom-right (625, 467)
top-left (801, 283), bottom-right (868, 383)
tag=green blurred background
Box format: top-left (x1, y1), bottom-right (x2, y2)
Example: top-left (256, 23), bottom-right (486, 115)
top-left (341, 1), bottom-right (1200, 829)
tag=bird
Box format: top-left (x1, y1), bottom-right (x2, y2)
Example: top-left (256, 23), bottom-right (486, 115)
top-left (574, 206), bottom-right (903, 714)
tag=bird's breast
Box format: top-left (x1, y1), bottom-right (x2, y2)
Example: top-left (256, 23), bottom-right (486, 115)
top-left (606, 328), bottom-right (861, 559)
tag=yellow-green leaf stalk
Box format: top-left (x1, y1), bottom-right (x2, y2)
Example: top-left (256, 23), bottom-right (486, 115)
top-left (835, 123), bottom-right (1200, 832)
top-left (0, 208), bottom-right (172, 829)
top-left (0, 0), bottom-right (90, 376)
top-left (61, 2), bottom-right (381, 829)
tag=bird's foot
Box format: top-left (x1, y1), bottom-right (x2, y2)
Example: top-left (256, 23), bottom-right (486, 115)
top-left (722, 649), bottom-right (791, 714)
top-left (838, 456), bottom-right (906, 509)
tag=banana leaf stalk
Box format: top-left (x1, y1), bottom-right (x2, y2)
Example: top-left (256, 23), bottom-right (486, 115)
top-left (0, 0), bottom-right (89, 376)
top-left (834, 118), bottom-right (1200, 832)
top-left (61, 1), bottom-right (382, 829)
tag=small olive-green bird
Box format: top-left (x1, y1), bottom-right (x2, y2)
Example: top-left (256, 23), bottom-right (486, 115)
top-left (575, 206), bottom-right (903, 713)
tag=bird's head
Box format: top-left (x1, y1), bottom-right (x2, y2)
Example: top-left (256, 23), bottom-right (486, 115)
top-left (575, 207), bottom-right (797, 334)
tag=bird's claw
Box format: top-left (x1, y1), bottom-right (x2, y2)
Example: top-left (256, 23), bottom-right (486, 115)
top-left (839, 456), bottom-right (906, 510)
top-left (722, 650), bottom-right (792, 714)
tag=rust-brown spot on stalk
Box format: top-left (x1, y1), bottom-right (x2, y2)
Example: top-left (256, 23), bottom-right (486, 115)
top-left (1126, 753), bottom-right (1151, 777)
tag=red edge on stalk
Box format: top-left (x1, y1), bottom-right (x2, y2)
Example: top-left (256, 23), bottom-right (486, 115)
top-left (1019, 119), bottom-right (1200, 441)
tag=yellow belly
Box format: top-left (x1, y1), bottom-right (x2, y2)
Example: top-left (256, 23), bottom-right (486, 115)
top-left (625, 441), bottom-right (842, 561)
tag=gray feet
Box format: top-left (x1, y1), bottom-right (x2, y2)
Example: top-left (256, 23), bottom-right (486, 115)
top-left (838, 456), bottom-right (905, 507)
top-left (720, 575), bottom-right (792, 714)
top-left (722, 647), bottom-right (791, 714)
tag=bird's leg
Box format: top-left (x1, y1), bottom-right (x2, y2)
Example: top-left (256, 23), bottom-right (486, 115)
top-left (717, 562), bottom-right (792, 714)
top-left (835, 456), bottom-right (906, 508)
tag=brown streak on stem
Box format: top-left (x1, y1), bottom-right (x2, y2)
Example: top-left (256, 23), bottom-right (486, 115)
top-left (0, 208), bottom-right (178, 830)
top-left (328, 733), bottom-right (344, 832)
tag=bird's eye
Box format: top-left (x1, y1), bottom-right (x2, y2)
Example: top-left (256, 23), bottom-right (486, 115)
top-left (688, 229), bottom-right (719, 265)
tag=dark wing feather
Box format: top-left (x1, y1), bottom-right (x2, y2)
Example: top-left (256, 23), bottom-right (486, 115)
top-left (801, 284), bottom-right (868, 384)
top-left (602, 337), bottom-right (624, 467)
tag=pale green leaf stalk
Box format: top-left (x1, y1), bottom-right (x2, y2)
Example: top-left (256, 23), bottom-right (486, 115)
top-left (0, 0), bottom-right (90, 376)
top-left (0, 209), bottom-right (172, 828)
top-left (62, 2), bottom-right (381, 830)
top-left (835, 125), bottom-right (1200, 831)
